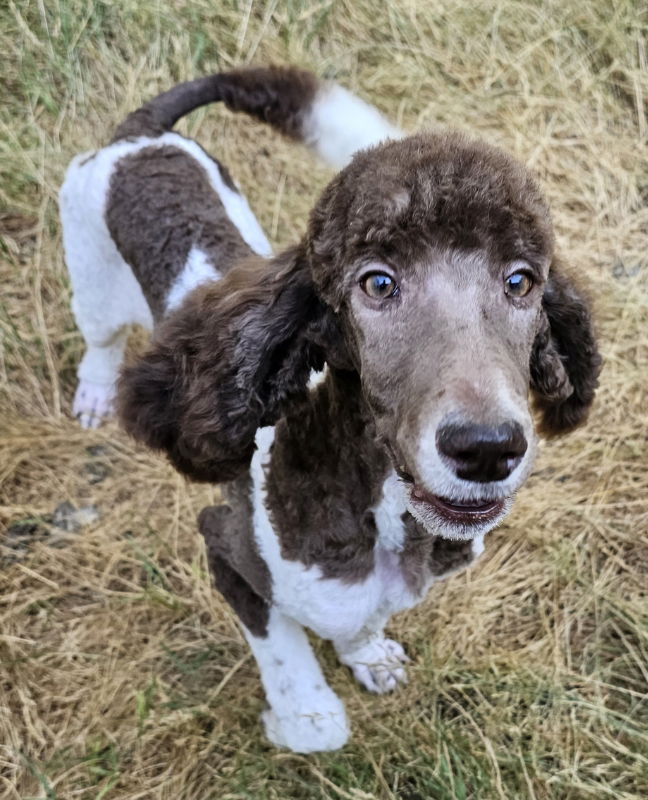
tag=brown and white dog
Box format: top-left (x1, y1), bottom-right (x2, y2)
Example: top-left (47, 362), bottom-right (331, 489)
top-left (59, 66), bottom-right (601, 753)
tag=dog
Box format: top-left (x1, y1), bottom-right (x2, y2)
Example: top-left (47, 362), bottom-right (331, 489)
top-left (60, 66), bottom-right (601, 753)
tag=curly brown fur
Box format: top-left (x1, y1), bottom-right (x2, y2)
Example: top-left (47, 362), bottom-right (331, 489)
top-left (531, 264), bottom-right (602, 435)
top-left (106, 145), bottom-right (252, 320)
top-left (111, 65), bottom-right (319, 143)
top-left (306, 133), bottom-right (554, 305)
top-left (265, 369), bottom-right (390, 582)
top-left (117, 249), bottom-right (338, 482)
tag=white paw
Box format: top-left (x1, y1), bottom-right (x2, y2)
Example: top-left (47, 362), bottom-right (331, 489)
top-left (261, 692), bottom-right (349, 753)
top-left (72, 379), bottom-right (116, 429)
top-left (338, 637), bottom-right (409, 694)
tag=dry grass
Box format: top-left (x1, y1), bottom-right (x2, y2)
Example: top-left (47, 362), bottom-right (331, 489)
top-left (1, 1), bottom-right (647, 798)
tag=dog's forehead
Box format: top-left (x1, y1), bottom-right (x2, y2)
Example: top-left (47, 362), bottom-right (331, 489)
top-left (332, 133), bottom-right (554, 265)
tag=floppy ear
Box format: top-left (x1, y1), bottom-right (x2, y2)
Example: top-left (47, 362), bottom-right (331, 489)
top-left (530, 262), bottom-right (602, 436)
top-left (117, 246), bottom-right (344, 482)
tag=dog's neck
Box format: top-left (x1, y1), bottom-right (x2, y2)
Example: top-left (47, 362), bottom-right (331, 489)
top-left (294, 364), bottom-right (391, 502)
top-left (263, 366), bottom-right (393, 581)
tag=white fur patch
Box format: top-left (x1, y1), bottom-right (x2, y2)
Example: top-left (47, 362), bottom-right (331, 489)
top-left (335, 636), bottom-right (409, 694)
top-left (373, 469), bottom-right (409, 551)
top-left (60, 147), bottom-right (155, 341)
top-left (303, 84), bottom-right (403, 169)
top-left (166, 246), bottom-right (221, 311)
top-left (307, 366), bottom-right (328, 391)
top-left (471, 532), bottom-right (486, 558)
top-left (72, 378), bottom-right (117, 429)
top-left (60, 142), bottom-right (155, 426)
top-left (241, 610), bottom-right (349, 753)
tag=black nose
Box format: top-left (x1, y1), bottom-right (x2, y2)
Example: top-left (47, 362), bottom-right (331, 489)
top-left (436, 421), bottom-right (527, 483)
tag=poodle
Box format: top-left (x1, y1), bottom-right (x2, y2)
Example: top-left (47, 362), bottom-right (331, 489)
top-left (59, 66), bottom-right (601, 752)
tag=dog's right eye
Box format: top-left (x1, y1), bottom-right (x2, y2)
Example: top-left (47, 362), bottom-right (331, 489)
top-left (361, 273), bottom-right (399, 299)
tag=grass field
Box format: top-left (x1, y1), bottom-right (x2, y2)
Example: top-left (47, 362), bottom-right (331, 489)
top-left (1, 1), bottom-right (647, 798)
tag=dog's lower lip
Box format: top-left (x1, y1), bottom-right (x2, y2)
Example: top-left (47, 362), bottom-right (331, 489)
top-left (409, 486), bottom-right (505, 523)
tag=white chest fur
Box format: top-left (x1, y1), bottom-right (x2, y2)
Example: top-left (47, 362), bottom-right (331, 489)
top-left (251, 429), bottom-right (426, 643)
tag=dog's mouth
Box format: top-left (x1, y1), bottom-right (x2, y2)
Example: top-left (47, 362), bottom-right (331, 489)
top-left (409, 485), bottom-right (506, 525)
top-left (394, 466), bottom-right (506, 526)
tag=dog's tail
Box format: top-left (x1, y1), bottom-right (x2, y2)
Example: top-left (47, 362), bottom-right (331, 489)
top-left (111, 65), bottom-right (401, 169)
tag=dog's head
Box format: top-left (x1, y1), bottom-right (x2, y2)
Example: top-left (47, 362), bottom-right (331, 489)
top-left (118, 132), bottom-right (601, 540)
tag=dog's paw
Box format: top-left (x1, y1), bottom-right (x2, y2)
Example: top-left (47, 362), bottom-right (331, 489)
top-left (261, 694), bottom-right (349, 753)
top-left (73, 379), bottom-right (116, 429)
top-left (338, 637), bottom-right (409, 694)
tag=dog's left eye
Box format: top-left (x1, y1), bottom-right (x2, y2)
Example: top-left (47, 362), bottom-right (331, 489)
top-left (504, 271), bottom-right (533, 298)
top-left (361, 273), bottom-right (399, 299)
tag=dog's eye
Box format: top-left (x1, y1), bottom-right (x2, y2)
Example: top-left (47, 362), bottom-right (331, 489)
top-left (504, 271), bottom-right (533, 298)
top-left (361, 273), bottom-right (399, 299)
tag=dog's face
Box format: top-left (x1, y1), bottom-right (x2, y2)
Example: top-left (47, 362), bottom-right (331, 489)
top-left (346, 251), bottom-right (544, 540)
top-left (305, 133), bottom-right (595, 540)
top-left (118, 132), bottom-right (600, 539)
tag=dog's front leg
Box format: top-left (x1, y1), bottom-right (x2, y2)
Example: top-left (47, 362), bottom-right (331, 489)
top-left (333, 618), bottom-right (410, 695)
top-left (242, 608), bottom-right (349, 753)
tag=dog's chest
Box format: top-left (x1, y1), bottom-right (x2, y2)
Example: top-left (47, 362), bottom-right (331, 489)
top-left (267, 542), bottom-right (421, 642)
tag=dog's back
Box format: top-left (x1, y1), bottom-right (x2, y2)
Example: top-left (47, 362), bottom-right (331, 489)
top-left (59, 66), bottom-right (401, 427)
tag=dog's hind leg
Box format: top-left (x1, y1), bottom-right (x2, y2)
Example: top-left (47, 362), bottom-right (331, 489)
top-left (67, 241), bottom-right (152, 429)
top-left (60, 158), bottom-right (153, 428)
top-left (72, 333), bottom-right (128, 429)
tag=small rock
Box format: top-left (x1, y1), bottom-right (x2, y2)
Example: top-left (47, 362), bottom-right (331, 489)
top-left (52, 501), bottom-right (100, 532)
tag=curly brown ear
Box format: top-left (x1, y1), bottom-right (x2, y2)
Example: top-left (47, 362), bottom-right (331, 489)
top-left (530, 263), bottom-right (602, 436)
top-left (117, 246), bottom-right (344, 482)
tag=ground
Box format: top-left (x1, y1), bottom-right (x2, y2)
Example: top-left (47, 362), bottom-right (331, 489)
top-left (1, 1), bottom-right (647, 798)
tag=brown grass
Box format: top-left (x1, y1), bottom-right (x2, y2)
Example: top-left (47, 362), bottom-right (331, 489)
top-left (1, 1), bottom-right (647, 798)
